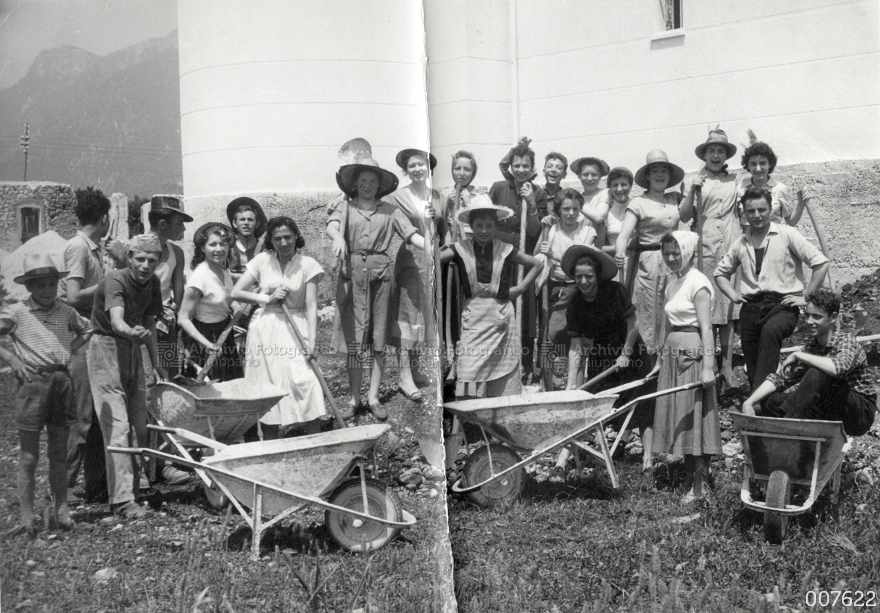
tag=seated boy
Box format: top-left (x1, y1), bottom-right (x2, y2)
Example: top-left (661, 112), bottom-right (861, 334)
top-left (742, 289), bottom-right (877, 436)
top-left (0, 254), bottom-right (91, 536)
top-left (89, 235), bottom-right (166, 518)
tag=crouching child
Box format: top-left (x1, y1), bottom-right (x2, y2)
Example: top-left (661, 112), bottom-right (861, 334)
top-left (0, 254), bottom-right (92, 536)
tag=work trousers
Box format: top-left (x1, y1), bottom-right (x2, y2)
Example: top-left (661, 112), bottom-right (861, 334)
top-left (66, 342), bottom-right (107, 497)
top-left (739, 298), bottom-right (798, 391)
top-left (764, 368), bottom-right (877, 436)
top-left (88, 335), bottom-right (148, 505)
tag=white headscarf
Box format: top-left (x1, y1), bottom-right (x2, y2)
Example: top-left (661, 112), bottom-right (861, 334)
top-left (664, 230), bottom-right (699, 273)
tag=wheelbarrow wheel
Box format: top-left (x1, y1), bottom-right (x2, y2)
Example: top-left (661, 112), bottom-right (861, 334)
top-left (325, 478), bottom-right (402, 552)
top-left (764, 470), bottom-right (791, 544)
top-left (462, 444), bottom-right (524, 508)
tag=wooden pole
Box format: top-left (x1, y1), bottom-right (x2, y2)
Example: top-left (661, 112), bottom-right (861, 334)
top-left (516, 192), bottom-right (527, 360)
top-left (695, 186), bottom-right (704, 272)
top-left (539, 225), bottom-right (552, 391)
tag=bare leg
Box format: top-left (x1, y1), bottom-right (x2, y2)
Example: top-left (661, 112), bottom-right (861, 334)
top-left (680, 454), bottom-right (696, 499)
top-left (640, 425), bottom-right (653, 471)
top-left (368, 350), bottom-right (385, 405)
top-left (347, 359), bottom-right (364, 407)
top-left (718, 323), bottom-right (738, 388)
top-left (18, 430), bottom-right (40, 529)
top-left (47, 425), bottom-right (72, 528)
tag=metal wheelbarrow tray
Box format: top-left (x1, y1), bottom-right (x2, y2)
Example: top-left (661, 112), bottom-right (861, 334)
top-left (445, 381), bottom-right (705, 507)
top-left (153, 379), bottom-right (288, 442)
top-left (110, 423), bottom-right (416, 559)
top-left (730, 413), bottom-right (851, 544)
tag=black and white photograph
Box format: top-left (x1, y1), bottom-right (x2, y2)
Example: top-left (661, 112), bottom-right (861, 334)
top-left (0, 1), bottom-right (878, 611)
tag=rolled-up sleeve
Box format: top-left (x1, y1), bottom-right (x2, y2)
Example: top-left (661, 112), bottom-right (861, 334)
top-left (327, 195), bottom-right (347, 228)
top-left (830, 334), bottom-right (862, 376)
top-left (787, 228), bottom-right (828, 268)
top-left (714, 244), bottom-right (740, 279)
top-left (392, 208), bottom-right (418, 243)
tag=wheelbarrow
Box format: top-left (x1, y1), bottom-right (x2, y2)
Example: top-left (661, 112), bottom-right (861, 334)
top-left (110, 423), bottom-right (416, 560)
top-left (730, 413), bottom-right (851, 544)
top-left (445, 380), bottom-right (703, 507)
top-left (149, 379), bottom-right (288, 506)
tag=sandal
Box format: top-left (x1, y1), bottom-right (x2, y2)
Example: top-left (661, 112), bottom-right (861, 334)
top-left (397, 385), bottom-right (424, 403)
top-left (367, 402), bottom-right (388, 421)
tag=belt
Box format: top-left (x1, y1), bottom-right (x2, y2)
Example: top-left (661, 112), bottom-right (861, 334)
top-left (350, 251), bottom-right (388, 258)
top-left (670, 325), bottom-right (699, 332)
top-left (743, 291), bottom-right (791, 304)
top-left (632, 243), bottom-right (661, 253)
top-left (34, 364), bottom-right (68, 375)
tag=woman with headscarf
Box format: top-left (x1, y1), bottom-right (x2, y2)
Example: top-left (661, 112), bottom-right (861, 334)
top-left (386, 148), bottom-right (446, 403)
top-left (649, 231), bottom-right (721, 503)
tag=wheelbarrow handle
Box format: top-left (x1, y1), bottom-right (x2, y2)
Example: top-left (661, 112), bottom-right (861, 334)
top-left (146, 424), bottom-right (228, 450)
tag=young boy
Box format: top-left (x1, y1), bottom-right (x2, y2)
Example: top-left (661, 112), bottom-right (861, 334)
top-left (542, 152), bottom-right (568, 202)
top-left (89, 234), bottom-right (166, 518)
top-left (490, 138), bottom-right (548, 382)
top-left (62, 187), bottom-right (111, 503)
top-left (0, 254), bottom-right (92, 536)
top-left (226, 196), bottom-right (267, 281)
top-left (440, 196), bottom-right (543, 398)
top-left (742, 289), bottom-right (877, 436)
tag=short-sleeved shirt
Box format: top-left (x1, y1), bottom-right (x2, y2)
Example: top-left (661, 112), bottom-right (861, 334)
top-left (567, 280), bottom-right (635, 347)
top-left (626, 194), bottom-right (681, 246)
top-left (245, 252), bottom-right (325, 311)
top-left (327, 199), bottom-right (417, 254)
top-left (545, 219), bottom-right (598, 282)
top-left (738, 176), bottom-right (794, 225)
top-left (91, 268), bottom-right (163, 337)
top-left (0, 298), bottom-right (91, 368)
top-left (714, 223), bottom-right (829, 297)
top-left (60, 231), bottom-right (105, 317)
top-left (488, 180), bottom-right (547, 252)
top-left (186, 262), bottom-right (233, 324)
top-left (767, 332), bottom-right (877, 400)
top-left (664, 268), bottom-right (714, 328)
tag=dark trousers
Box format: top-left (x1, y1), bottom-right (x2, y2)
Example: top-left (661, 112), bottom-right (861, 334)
top-left (764, 368), bottom-right (877, 436)
top-left (740, 299), bottom-right (798, 391)
top-left (66, 343), bottom-right (107, 496)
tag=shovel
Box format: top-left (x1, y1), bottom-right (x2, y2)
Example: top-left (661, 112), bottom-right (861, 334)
top-left (174, 305), bottom-right (251, 387)
top-left (279, 302), bottom-right (347, 429)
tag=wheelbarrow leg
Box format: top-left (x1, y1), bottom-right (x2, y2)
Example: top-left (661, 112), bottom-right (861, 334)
top-left (593, 424), bottom-right (619, 488)
top-left (251, 484), bottom-right (264, 561)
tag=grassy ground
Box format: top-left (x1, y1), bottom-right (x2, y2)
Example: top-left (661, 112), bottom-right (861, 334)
top-left (447, 288), bottom-right (880, 612)
top-left (0, 317), bottom-right (453, 612)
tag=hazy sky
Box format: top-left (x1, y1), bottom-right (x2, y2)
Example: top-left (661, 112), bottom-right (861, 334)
top-left (0, 0), bottom-right (178, 89)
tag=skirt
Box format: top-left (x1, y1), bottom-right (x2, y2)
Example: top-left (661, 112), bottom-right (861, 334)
top-left (332, 253), bottom-right (392, 354)
top-left (390, 242), bottom-right (428, 350)
top-left (651, 329), bottom-right (722, 456)
top-left (631, 250), bottom-right (668, 353)
top-left (247, 305), bottom-right (327, 426)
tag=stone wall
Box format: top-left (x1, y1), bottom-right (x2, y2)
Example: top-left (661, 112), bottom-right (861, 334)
top-left (181, 158), bottom-right (880, 305)
top-left (0, 181), bottom-right (78, 253)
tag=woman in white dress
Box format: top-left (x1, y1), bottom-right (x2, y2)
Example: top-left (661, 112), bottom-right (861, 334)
top-left (231, 217), bottom-right (327, 439)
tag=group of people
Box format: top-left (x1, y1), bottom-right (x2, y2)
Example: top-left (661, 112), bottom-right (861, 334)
top-left (2, 129), bottom-right (876, 535)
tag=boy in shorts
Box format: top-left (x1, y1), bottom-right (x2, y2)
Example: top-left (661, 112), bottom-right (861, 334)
top-left (0, 254), bottom-right (92, 536)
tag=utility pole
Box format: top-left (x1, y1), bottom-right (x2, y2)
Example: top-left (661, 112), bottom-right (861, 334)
top-left (19, 123), bottom-right (29, 181)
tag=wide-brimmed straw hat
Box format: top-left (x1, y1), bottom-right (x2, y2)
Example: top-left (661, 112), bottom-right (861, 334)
top-left (457, 194), bottom-right (512, 224)
top-left (150, 195), bottom-right (193, 222)
top-left (634, 150), bottom-right (685, 189)
top-left (395, 148), bottom-right (437, 171)
top-left (694, 129), bottom-right (737, 160)
top-left (225, 196), bottom-right (267, 239)
top-left (338, 158), bottom-right (399, 199)
top-left (561, 244), bottom-right (617, 281)
top-left (13, 253), bottom-right (68, 284)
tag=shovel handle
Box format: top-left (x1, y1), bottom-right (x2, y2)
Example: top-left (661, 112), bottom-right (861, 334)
top-left (576, 364), bottom-right (620, 391)
top-left (195, 305), bottom-right (251, 384)
top-left (279, 302), bottom-right (347, 429)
